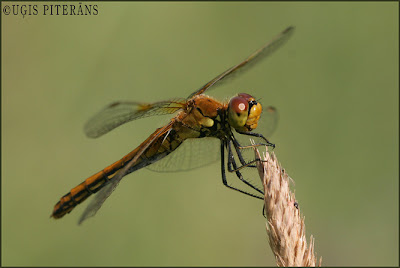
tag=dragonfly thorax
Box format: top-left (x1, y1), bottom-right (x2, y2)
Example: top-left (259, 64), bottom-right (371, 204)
top-left (227, 93), bottom-right (262, 131)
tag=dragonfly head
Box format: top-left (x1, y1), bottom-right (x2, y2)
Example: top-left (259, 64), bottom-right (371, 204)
top-left (228, 93), bottom-right (262, 131)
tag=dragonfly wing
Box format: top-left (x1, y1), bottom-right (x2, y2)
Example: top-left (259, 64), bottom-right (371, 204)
top-left (188, 26), bottom-right (294, 98)
top-left (258, 105), bottom-right (279, 139)
top-left (147, 137), bottom-right (220, 172)
top-left (78, 121), bottom-right (175, 224)
top-left (78, 174), bottom-right (122, 225)
top-left (84, 99), bottom-right (185, 138)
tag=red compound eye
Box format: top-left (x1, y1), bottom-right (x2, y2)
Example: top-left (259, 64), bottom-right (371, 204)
top-left (229, 96), bottom-right (248, 114)
top-left (237, 93), bottom-right (254, 101)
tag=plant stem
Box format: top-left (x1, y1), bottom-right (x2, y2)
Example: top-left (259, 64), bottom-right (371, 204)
top-left (254, 148), bottom-right (322, 267)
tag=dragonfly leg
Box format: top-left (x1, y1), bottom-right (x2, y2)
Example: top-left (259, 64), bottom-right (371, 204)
top-left (234, 143), bottom-right (270, 150)
top-left (228, 158), bottom-right (268, 171)
top-left (220, 141), bottom-right (263, 199)
top-left (262, 204), bottom-right (267, 218)
top-left (235, 130), bottom-right (275, 148)
top-left (230, 134), bottom-right (267, 169)
top-left (226, 140), bottom-right (264, 195)
top-left (229, 134), bottom-right (249, 166)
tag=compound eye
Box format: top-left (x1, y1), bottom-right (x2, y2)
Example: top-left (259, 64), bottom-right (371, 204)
top-left (229, 96), bottom-right (248, 115)
top-left (237, 93), bottom-right (253, 100)
top-left (228, 96), bottom-right (249, 129)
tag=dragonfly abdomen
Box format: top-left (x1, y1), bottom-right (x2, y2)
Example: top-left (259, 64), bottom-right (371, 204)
top-left (51, 126), bottom-right (185, 220)
top-left (51, 154), bottom-right (150, 219)
top-left (51, 170), bottom-right (110, 219)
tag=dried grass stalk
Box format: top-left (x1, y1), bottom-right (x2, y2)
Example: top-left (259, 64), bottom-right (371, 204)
top-left (254, 148), bottom-right (322, 267)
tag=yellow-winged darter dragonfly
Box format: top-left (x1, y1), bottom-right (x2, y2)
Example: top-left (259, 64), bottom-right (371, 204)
top-left (51, 26), bottom-right (294, 224)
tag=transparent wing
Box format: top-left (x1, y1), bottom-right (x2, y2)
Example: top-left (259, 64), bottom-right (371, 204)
top-left (78, 121), bottom-right (174, 224)
top-left (77, 133), bottom-right (271, 225)
top-left (188, 26), bottom-right (294, 98)
top-left (84, 99), bottom-right (186, 138)
top-left (146, 107), bottom-right (278, 172)
top-left (258, 105), bottom-right (279, 139)
top-left (78, 174), bottom-right (122, 225)
top-left (147, 137), bottom-right (220, 172)
top-left (149, 135), bottom-right (266, 199)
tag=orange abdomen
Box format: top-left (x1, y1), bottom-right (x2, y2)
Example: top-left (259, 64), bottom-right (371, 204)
top-left (51, 132), bottom-right (155, 219)
top-left (51, 124), bottom-right (184, 219)
top-left (51, 170), bottom-right (108, 219)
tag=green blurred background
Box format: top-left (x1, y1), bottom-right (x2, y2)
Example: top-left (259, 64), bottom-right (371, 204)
top-left (2, 2), bottom-right (398, 266)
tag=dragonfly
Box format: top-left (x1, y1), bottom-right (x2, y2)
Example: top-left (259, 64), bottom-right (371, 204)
top-left (51, 26), bottom-right (294, 224)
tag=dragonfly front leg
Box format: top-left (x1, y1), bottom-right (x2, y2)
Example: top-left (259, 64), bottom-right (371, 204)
top-left (220, 141), bottom-right (263, 199)
top-left (235, 130), bottom-right (276, 149)
top-left (230, 133), bottom-right (267, 169)
top-left (226, 139), bottom-right (264, 196)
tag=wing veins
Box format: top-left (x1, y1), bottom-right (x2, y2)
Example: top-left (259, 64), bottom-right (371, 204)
top-left (78, 121), bottom-right (175, 224)
top-left (84, 99), bottom-right (185, 138)
top-left (188, 26), bottom-right (294, 98)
